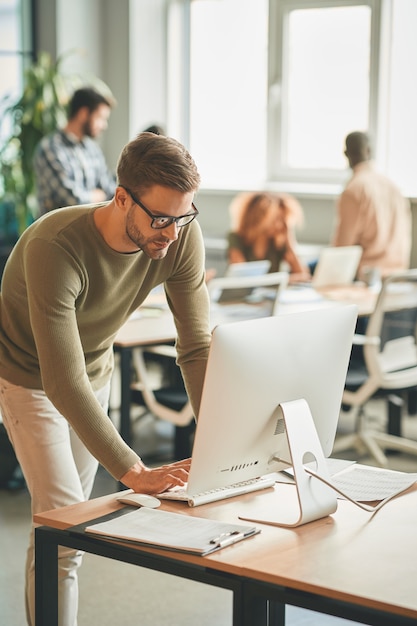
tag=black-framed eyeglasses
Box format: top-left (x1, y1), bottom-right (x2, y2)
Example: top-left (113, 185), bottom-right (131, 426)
top-left (122, 186), bottom-right (199, 230)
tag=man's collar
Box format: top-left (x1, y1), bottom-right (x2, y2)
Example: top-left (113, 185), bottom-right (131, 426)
top-left (59, 128), bottom-right (86, 145)
top-left (352, 160), bottom-right (374, 173)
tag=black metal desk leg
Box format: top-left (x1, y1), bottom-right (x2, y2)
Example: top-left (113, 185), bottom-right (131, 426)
top-left (408, 387), bottom-right (417, 415)
top-left (269, 601), bottom-right (286, 626)
top-left (35, 527), bottom-right (59, 626)
top-left (387, 394), bottom-right (403, 437)
top-left (119, 348), bottom-right (132, 445)
top-left (235, 582), bottom-right (268, 626)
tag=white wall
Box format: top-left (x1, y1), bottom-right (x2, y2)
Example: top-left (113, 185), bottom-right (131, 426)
top-left (129, 0), bottom-right (167, 139)
top-left (56, 0), bottom-right (103, 76)
top-left (100, 0), bottom-right (131, 170)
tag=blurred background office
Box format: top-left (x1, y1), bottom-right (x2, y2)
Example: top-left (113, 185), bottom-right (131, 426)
top-left (2, 3), bottom-right (417, 625)
top-left (1, 0), bottom-right (417, 269)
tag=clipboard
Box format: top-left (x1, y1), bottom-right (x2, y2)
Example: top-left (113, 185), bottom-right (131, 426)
top-left (84, 507), bottom-right (260, 556)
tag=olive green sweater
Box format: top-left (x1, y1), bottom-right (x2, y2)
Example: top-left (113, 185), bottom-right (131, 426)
top-left (0, 206), bottom-right (211, 479)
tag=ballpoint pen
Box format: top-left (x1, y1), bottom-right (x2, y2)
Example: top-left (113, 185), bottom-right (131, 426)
top-left (209, 531), bottom-right (247, 548)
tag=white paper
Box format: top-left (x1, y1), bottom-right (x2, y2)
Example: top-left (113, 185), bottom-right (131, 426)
top-left (331, 465), bottom-right (417, 502)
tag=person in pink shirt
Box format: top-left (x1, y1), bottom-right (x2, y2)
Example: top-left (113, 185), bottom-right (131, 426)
top-left (332, 131), bottom-right (411, 278)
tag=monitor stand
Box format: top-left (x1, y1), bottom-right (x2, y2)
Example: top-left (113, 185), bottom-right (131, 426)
top-left (239, 398), bottom-right (338, 527)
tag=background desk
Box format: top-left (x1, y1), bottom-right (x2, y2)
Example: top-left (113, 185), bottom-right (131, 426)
top-left (34, 482), bottom-right (417, 626)
top-left (279, 284), bottom-right (377, 317)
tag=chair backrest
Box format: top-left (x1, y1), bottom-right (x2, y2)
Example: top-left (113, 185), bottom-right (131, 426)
top-left (131, 347), bottom-right (194, 427)
top-left (364, 269), bottom-right (417, 389)
top-left (207, 271), bottom-right (289, 315)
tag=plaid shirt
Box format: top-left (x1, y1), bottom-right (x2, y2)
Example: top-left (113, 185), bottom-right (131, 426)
top-left (34, 130), bottom-right (116, 214)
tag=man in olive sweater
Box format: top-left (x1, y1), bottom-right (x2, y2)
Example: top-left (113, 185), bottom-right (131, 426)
top-left (0, 132), bottom-right (211, 626)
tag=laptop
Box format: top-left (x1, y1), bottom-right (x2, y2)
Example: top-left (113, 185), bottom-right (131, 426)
top-left (211, 260), bottom-right (271, 304)
top-left (312, 245), bottom-right (362, 288)
top-left (215, 260), bottom-right (272, 304)
top-left (225, 260), bottom-right (271, 278)
top-left (158, 304), bottom-right (357, 506)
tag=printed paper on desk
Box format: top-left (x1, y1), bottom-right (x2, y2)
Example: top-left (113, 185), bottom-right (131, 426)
top-left (331, 465), bottom-right (417, 502)
top-left (85, 507), bottom-right (260, 556)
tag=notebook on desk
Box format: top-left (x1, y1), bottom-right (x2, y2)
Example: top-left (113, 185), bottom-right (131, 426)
top-left (312, 245), bottom-right (362, 288)
top-left (158, 305), bottom-right (357, 507)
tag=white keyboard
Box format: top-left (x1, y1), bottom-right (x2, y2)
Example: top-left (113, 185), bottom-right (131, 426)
top-left (158, 476), bottom-right (276, 507)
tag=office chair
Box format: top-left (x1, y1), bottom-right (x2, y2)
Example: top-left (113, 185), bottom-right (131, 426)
top-left (333, 269), bottom-right (417, 467)
top-left (130, 345), bottom-right (195, 460)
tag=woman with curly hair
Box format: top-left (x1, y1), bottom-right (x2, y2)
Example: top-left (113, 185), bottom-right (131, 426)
top-left (227, 191), bottom-right (311, 281)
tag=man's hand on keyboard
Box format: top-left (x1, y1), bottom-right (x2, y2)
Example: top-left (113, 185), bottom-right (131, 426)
top-left (120, 458), bottom-right (191, 494)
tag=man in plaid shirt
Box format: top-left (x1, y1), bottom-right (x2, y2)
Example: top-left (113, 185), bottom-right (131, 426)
top-left (34, 87), bottom-right (116, 214)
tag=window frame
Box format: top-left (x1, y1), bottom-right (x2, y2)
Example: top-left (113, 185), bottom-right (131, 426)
top-left (0, 0), bottom-right (35, 76)
top-left (267, 0), bottom-right (383, 186)
top-left (0, 0), bottom-right (35, 142)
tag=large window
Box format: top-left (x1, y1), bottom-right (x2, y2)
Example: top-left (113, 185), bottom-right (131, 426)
top-left (271, 1), bottom-right (374, 180)
top-left (161, 0), bottom-right (416, 195)
top-left (188, 0), bottom-right (268, 189)
top-left (178, 0), bottom-right (379, 189)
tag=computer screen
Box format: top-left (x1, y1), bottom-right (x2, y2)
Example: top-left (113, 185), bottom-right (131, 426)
top-left (187, 305), bottom-right (357, 496)
top-left (312, 245), bottom-right (362, 288)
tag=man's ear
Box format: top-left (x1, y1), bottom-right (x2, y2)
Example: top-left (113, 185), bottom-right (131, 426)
top-left (115, 186), bottom-right (130, 213)
top-left (76, 106), bottom-right (90, 123)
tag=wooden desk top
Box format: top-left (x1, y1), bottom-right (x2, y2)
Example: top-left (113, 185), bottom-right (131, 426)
top-left (317, 284), bottom-right (377, 316)
top-left (35, 481), bottom-right (417, 620)
top-left (279, 283), bottom-right (377, 317)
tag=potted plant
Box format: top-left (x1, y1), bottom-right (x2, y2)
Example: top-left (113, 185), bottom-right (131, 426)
top-left (0, 50), bottom-right (113, 248)
top-left (0, 51), bottom-right (75, 245)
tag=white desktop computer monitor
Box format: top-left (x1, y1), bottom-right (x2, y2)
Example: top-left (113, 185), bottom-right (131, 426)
top-left (187, 305), bottom-right (358, 497)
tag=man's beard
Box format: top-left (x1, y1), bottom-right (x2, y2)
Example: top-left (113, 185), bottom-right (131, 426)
top-left (125, 208), bottom-right (172, 259)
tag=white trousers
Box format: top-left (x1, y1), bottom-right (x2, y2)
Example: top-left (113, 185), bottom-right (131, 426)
top-left (0, 376), bottom-right (110, 626)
